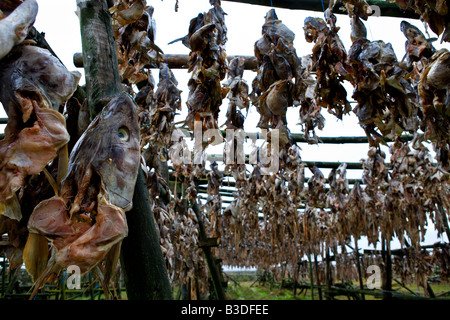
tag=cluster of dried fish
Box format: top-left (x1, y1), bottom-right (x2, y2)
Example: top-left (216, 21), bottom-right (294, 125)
top-left (184, 0), bottom-right (228, 135)
top-left (26, 94), bottom-right (140, 299)
top-left (396, 20), bottom-right (449, 170)
top-left (217, 136), bottom-right (448, 286)
top-left (110, 0), bottom-right (162, 85)
top-left (303, 10), bottom-right (352, 121)
top-left (348, 24), bottom-right (418, 146)
top-left (109, 0), bottom-right (213, 296)
top-left (137, 63), bottom-right (182, 169)
top-left (391, 0), bottom-right (450, 43)
top-left (250, 9), bottom-right (298, 156)
top-left (417, 48), bottom-right (450, 170)
top-left (0, 0), bottom-right (82, 278)
top-left (169, 199), bottom-right (210, 299)
top-left (222, 57), bottom-right (248, 176)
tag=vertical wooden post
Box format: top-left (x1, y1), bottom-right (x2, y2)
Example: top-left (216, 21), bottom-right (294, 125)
top-left (77, 0), bottom-right (121, 118)
top-left (77, 0), bottom-right (172, 300)
top-left (381, 237), bottom-right (392, 300)
top-left (354, 238), bottom-right (365, 300)
top-left (307, 253), bottom-right (314, 300)
top-left (88, 272), bottom-right (95, 300)
top-left (313, 253), bottom-right (323, 300)
top-left (192, 201), bottom-right (226, 300)
top-left (325, 248), bottom-right (332, 299)
top-left (1, 255), bottom-right (5, 297)
top-left (119, 169), bottom-right (173, 299)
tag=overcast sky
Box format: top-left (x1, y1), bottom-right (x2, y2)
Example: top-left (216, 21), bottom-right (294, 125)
top-left (1, 0), bottom-right (448, 248)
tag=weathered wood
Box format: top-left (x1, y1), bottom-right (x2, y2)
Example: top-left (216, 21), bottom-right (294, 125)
top-left (313, 253), bottom-right (323, 300)
top-left (74, 52), bottom-right (258, 70)
top-left (77, 0), bottom-right (172, 300)
top-left (205, 154), bottom-right (375, 169)
top-left (354, 238), bottom-right (365, 300)
top-left (77, 0), bottom-right (122, 118)
top-left (222, 0), bottom-right (420, 19)
top-left (199, 237), bottom-right (219, 248)
top-left (192, 200), bottom-right (227, 300)
top-left (363, 242), bottom-right (449, 256)
top-left (119, 169), bottom-right (173, 299)
top-left (307, 254), bottom-right (315, 300)
top-left (381, 238), bottom-right (393, 300)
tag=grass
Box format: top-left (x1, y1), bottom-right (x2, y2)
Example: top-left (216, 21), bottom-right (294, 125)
top-left (223, 270), bottom-right (450, 300)
top-left (226, 281), bottom-right (310, 300)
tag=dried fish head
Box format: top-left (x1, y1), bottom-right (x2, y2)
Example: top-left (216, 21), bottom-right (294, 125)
top-left (400, 20), bottom-right (436, 62)
top-left (424, 49), bottom-right (450, 90)
top-left (25, 93), bottom-right (140, 295)
top-left (0, 0), bottom-right (38, 60)
top-left (264, 79), bottom-right (291, 118)
top-left (62, 93), bottom-right (140, 212)
top-left (350, 15), bottom-right (367, 42)
top-left (263, 9), bottom-right (295, 44)
top-left (303, 17), bottom-right (328, 43)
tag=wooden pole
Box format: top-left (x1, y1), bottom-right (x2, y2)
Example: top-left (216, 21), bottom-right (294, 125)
top-left (221, 0), bottom-right (420, 19)
top-left (119, 169), bottom-right (173, 299)
top-left (191, 200), bottom-right (227, 300)
top-left (381, 237), bottom-right (393, 300)
top-left (307, 253), bottom-right (314, 300)
top-left (77, 0), bottom-right (172, 300)
top-left (74, 52), bottom-right (258, 70)
top-left (353, 238), bottom-right (365, 300)
top-left (1, 255), bottom-right (5, 297)
top-left (313, 253), bottom-right (323, 300)
top-left (77, 0), bottom-right (122, 118)
top-left (325, 248), bottom-right (333, 300)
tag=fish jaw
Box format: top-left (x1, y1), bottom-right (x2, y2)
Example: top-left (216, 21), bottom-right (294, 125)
top-left (27, 193), bottom-right (127, 277)
top-left (54, 196), bottom-right (128, 274)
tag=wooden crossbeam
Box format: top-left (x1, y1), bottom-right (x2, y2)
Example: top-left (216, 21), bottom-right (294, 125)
top-left (222, 0), bottom-right (420, 19)
top-left (74, 52), bottom-right (258, 70)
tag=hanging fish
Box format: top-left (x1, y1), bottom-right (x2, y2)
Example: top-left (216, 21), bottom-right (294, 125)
top-left (0, 0), bottom-right (38, 60)
top-left (25, 93), bottom-right (140, 299)
top-left (0, 45), bottom-right (80, 219)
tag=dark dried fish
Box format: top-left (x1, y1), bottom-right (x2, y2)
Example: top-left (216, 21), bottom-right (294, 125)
top-left (25, 93), bottom-right (140, 298)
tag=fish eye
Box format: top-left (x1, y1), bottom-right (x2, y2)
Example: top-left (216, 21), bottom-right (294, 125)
top-left (118, 127), bottom-right (130, 141)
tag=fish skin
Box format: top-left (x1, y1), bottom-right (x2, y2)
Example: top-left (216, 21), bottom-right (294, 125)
top-left (263, 9), bottom-right (295, 44)
top-left (62, 93), bottom-right (140, 212)
top-left (0, 0), bottom-right (38, 60)
top-left (350, 15), bottom-right (367, 42)
top-left (0, 45), bottom-right (78, 203)
top-left (26, 93), bottom-right (140, 297)
top-left (423, 49), bottom-right (450, 90)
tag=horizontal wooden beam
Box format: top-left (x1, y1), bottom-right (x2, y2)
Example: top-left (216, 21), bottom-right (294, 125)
top-left (205, 154), bottom-right (377, 170)
top-left (73, 52), bottom-right (258, 70)
top-left (222, 0), bottom-right (420, 19)
top-left (363, 242), bottom-right (449, 256)
top-left (199, 237), bottom-right (219, 248)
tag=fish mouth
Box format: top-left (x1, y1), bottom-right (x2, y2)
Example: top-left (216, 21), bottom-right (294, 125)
top-left (107, 188), bottom-right (133, 211)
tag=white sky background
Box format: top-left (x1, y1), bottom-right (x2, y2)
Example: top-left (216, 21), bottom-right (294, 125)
top-left (1, 0), bottom-right (449, 249)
